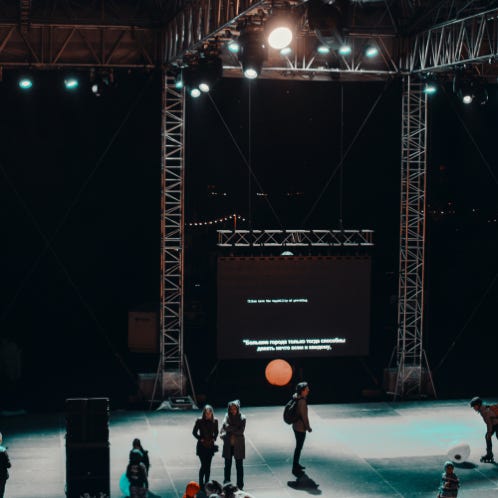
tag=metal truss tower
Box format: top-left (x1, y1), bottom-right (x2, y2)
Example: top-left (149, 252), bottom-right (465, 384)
top-left (393, 76), bottom-right (435, 399)
top-left (159, 75), bottom-right (186, 396)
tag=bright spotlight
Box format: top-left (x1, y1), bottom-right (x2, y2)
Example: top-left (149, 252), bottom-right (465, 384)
top-left (199, 82), bottom-right (210, 93)
top-left (462, 94), bottom-right (473, 104)
top-left (317, 45), bottom-right (330, 55)
top-left (243, 67), bottom-right (259, 80)
top-left (268, 26), bottom-right (293, 50)
top-left (18, 77), bottom-right (33, 90)
top-left (64, 77), bottom-right (79, 90)
top-left (338, 44), bottom-right (352, 56)
top-left (190, 88), bottom-right (201, 98)
top-left (365, 45), bottom-right (379, 58)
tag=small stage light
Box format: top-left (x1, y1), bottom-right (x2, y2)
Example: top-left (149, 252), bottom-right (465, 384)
top-left (174, 72), bottom-right (183, 89)
top-left (338, 44), bottom-right (351, 56)
top-left (317, 44), bottom-right (330, 55)
top-left (190, 87), bottom-right (201, 98)
top-left (280, 47), bottom-right (292, 57)
top-left (228, 40), bottom-right (240, 53)
top-left (64, 77), bottom-right (79, 90)
top-left (462, 93), bottom-right (473, 104)
top-left (18, 77), bottom-right (33, 89)
top-left (423, 82), bottom-right (437, 95)
top-left (199, 82), bottom-right (210, 93)
top-left (365, 45), bottom-right (379, 58)
top-left (239, 27), bottom-right (267, 80)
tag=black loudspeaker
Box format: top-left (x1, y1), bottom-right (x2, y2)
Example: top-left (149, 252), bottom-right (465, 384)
top-left (66, 445), bottom-right (110, 498)
top-left (65, 398), bottom-right (110, 498)
top-left (65, 397), bottom-right (109, 443)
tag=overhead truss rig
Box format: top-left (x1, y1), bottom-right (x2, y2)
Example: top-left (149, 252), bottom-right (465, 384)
top-left (408, 6), bottom-right (498, 76)
top-left (217, 229), bottom-right (373, 247)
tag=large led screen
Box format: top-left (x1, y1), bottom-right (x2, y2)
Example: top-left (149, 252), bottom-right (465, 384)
top-left (217, 256), bottom-right (371, 359)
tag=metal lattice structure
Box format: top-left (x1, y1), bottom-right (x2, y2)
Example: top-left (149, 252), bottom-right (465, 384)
top-left (159, 75), bottom-right (186, 396)
top-left (2, 0), bottom-right (497, 399)
top-left (408, 6), bottom-right (498, 75)
top-left (393, 76), bottom-right (435, 399)
top-left (217, 229), bottom-right (373, 247)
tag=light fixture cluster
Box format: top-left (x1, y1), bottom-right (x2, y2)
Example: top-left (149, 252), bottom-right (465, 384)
top-left (15, 69), bottom-right (115, 96)
top-left (453, 71), bottom-right (488, 105)
top-left (175, 49), bottom-right (223, 98)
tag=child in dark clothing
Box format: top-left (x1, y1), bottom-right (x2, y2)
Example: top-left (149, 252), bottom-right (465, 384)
top-left (127, 449), bottom-right (148, 498)
top-left (437, 461), bottom-right (459, 498)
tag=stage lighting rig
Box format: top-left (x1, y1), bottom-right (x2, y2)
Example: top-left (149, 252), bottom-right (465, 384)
top-left (307, 0), bottom-right (349, 50)
top-left (453, 71), bottom-right (488, 105)
top-left (238, 26), bottom-right (267, 79)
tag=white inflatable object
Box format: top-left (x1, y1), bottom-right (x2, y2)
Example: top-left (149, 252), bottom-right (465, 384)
top-left (447, 443), bottom-right (471, 463)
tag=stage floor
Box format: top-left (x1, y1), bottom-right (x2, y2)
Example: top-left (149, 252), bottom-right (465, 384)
top-left (1, 399), bottom-right (497, 497)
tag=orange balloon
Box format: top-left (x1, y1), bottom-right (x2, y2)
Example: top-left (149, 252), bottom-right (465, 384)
top-left (265, 359), bottom-right (293, 386)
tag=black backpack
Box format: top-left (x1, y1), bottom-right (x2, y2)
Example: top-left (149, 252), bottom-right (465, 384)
top-left (283, 397), bottom-right (299, 424)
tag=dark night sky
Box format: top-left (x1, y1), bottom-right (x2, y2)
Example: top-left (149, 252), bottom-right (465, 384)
top-left (0, 70), bottom-right (497, 409)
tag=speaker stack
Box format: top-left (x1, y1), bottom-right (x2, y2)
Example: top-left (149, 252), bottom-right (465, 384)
top-left (65, 397), bottom-right (110, 498)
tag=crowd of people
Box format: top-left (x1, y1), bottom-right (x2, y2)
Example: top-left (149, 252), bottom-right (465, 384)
top-left (0, 390), bottom-right (497, 497)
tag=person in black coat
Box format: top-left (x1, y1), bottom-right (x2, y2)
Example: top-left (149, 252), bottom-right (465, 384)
top-left (129, 438), bottom-right (150, 475)
top-left (126, 449), bottom-right (148, 498)
top-left (193, 404), bottom-right (219, 487)
top-left (0, 432), bottom-right (11, 498)
top-left (221, 400), bottom-right (246, 490)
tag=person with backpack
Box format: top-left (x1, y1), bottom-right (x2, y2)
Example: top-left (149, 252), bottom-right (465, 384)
top-left (291, 382), bottom-right (312, 476)
top-left (0, 432), bottom-right (11, 498)
top-left (470, 396), bottom-right (498, 463)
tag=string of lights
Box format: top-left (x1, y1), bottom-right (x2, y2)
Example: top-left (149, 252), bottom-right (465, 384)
top-left (186, 213), bottom-right (246, 227)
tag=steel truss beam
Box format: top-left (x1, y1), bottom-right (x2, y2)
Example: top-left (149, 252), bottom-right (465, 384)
top-left (217, 229), bottom-right (373, 247)
top-left (0, 22), bottom-right (159, 68)
top-left (160, 75), bottom-right (186, 396)
top-left (393, 76), bottom-right (435, 399)
top-left (407, 7), bottom-right (498, 73)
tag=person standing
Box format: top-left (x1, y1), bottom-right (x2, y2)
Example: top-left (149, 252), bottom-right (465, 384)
top-left (292, 381), bottom-right (312, 476)
top-left (0, 432), bottom-right (11, 498)
top-left (470, 396), bottom-right (498, 462)
top-left (221, 400), bottom-right (246, 490)
top-left (129, 438), bottom-right (150, 475)
top-left (192, 405), bottom-right (219, 487)
top-left (126, 448), bottom-right (149, 498)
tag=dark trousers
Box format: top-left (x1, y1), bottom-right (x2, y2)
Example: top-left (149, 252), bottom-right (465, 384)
top-left (224, 447), bottom-right (244, 489)
top-left (485, 424), bottom-right (498, 454)
top-left (198, 452), bottom-right (213, 486)
top-left (0, 479), bottom-right (7, 498)
top-left (293, 429), bottom-right (306, 469)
